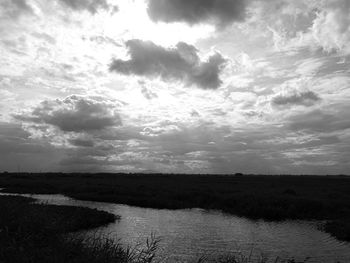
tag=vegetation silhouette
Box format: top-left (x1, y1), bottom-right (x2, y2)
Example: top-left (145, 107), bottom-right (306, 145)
top-left (0, 173), bottom-right (349, 241)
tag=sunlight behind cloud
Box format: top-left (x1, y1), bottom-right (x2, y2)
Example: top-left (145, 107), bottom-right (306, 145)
top-left (0, 0), bottom-right (350, 174)
top-left (102, 0), bottom-right (213, 46)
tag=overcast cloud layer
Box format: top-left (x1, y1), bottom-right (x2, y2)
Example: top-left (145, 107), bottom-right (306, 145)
top-left (0, 0), bottom-right (350, 174)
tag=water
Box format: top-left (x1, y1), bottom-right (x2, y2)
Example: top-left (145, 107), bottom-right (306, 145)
top-left (2, 192), bottom-right (350, 262)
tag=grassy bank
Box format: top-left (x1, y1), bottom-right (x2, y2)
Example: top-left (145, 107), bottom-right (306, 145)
top-left (1, 173), bottom-right (350, 241)
top-left (0, 195), bottom-right (160, 263)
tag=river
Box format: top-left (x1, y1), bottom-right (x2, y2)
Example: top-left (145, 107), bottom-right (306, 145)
top-left (1, 192), bottom-right (350, 262)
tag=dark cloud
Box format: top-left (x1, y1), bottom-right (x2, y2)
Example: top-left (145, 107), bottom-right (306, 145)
top-left (0, 123), bottom-right (48, 154)
top-left (191, 110), bottom-right (200, 117)
top-left (15, 95), bottom-right (122, 132)
top-left (59, 156), bottom-right (105, 166)
top-left (147, 0), bottom-right (247, 28)
top-left (11, 0), bottom-right (31, 11)
top-left (287, 109), bottom-right (350, 133)
top-left (58, 0), bottom-right (117, 14)
top-left (0, 122), bottom-right (30, 140)
top-left (110, 39), bottom-right (227, 89)
top-left (272, 90), bottom-right (321, 108)
top-left (68, 138), bottom-right (94, 147)
top-left (0, 122), bottom-right (58, 172)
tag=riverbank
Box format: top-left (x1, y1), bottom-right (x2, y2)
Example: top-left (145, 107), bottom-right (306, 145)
top-left (0, 195), bottom-right (161, 263)
top-left (0, 195), bottom-right (319, 263)
top-left (1, 173), bottom-right (349, 241)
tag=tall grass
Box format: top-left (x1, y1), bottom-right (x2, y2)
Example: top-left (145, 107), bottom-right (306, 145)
top-left (53, 234), bottom-right (161, 263)
top-left (0, 195), bottom-right (160, 263)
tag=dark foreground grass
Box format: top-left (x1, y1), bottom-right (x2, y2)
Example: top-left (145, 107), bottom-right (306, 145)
top-left (0, 196), bottom-right (315, 263)
top-left (1, 173), bottom-right (350, 241)
top-left (0, 195), bottom-right (160, 263)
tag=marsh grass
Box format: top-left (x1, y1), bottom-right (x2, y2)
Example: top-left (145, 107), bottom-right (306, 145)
top-left (1, 173), bottom-right (349, 221)
top-left (60, 233), bottom-right (161, 263)
top-left (1, 173), bottom-right (350, 241)
top-left (0, 195), bottom-right (119, 263)
top-left (0, 195), bottom-right (161, 263)
top-left (0, 195), bottom-right (341, 262)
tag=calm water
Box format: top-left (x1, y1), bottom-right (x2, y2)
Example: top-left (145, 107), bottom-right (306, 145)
top-left (2, 193), bottom-right (350, 263)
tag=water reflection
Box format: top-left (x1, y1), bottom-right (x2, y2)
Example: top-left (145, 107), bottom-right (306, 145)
top-left (2, 193), bottom-right (350, 263)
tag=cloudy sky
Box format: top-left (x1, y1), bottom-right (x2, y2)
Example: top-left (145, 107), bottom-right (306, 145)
top-left (0, 0), bottom-right (350, 174)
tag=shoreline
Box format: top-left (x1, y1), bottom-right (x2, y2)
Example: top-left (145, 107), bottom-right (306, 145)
top-left (1, 173), bottom-right (350, 242)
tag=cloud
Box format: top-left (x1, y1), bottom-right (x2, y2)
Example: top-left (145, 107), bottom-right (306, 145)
top-left (147, 0), bottom-right (247, 28)
top-left (0, 122), bottom-right (49, 155)
top-left (110, 39), bottom-right (227, 89)
top-left (287, 109), bottom-right (350, 133)
top-left (141, 87), bottom-right (158, 100)
top-left (68, 138), bottom-right (94, 147)
top-left (272, 90), bottom-right (321, 108)
top-left (236, 0), bottom-right (349, 54)
top-left (0, 0), bottom-right (33, 18)
top-left (0, 0), bottom-right (116, 18)
top-left (311, 0), bottom-right (350, 53)
top-left (58, 0), bottom-right (116, 14)
top-left (139, 80), bottom-right (158, 100)
top-left (0, 122), bottom-right (58, 172)
top-left (10, 0), bottom-right (31, 11)
top-left (15, 95), bottom-right (122, 132)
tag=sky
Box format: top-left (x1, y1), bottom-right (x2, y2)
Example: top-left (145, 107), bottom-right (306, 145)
top-left (0, 0), bottom-right (350, 174)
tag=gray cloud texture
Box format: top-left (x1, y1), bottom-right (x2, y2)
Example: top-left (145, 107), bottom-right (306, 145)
top-left (15, 95), bottom-right (121, 132)
top-left (0, 0), bottom-right (33, 18)
top-left (11, 0), bottom-right (31, 11)
top-left (272, 91), bottom-right (321, 108)
top-left (287, 109), bottom-right (350, 133)
top-left (0, 122), bottom-right (58, 172)
top-left (0, 0), bottom-right (115, 17)
top-left (58, 0), bottom-right (115, 14)
top-left (68, 138), bottom-right (95, 147)
top-left (147, 0), bottom-right (247, 28)
top-left (110, 39), bottom-right (227, 89)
